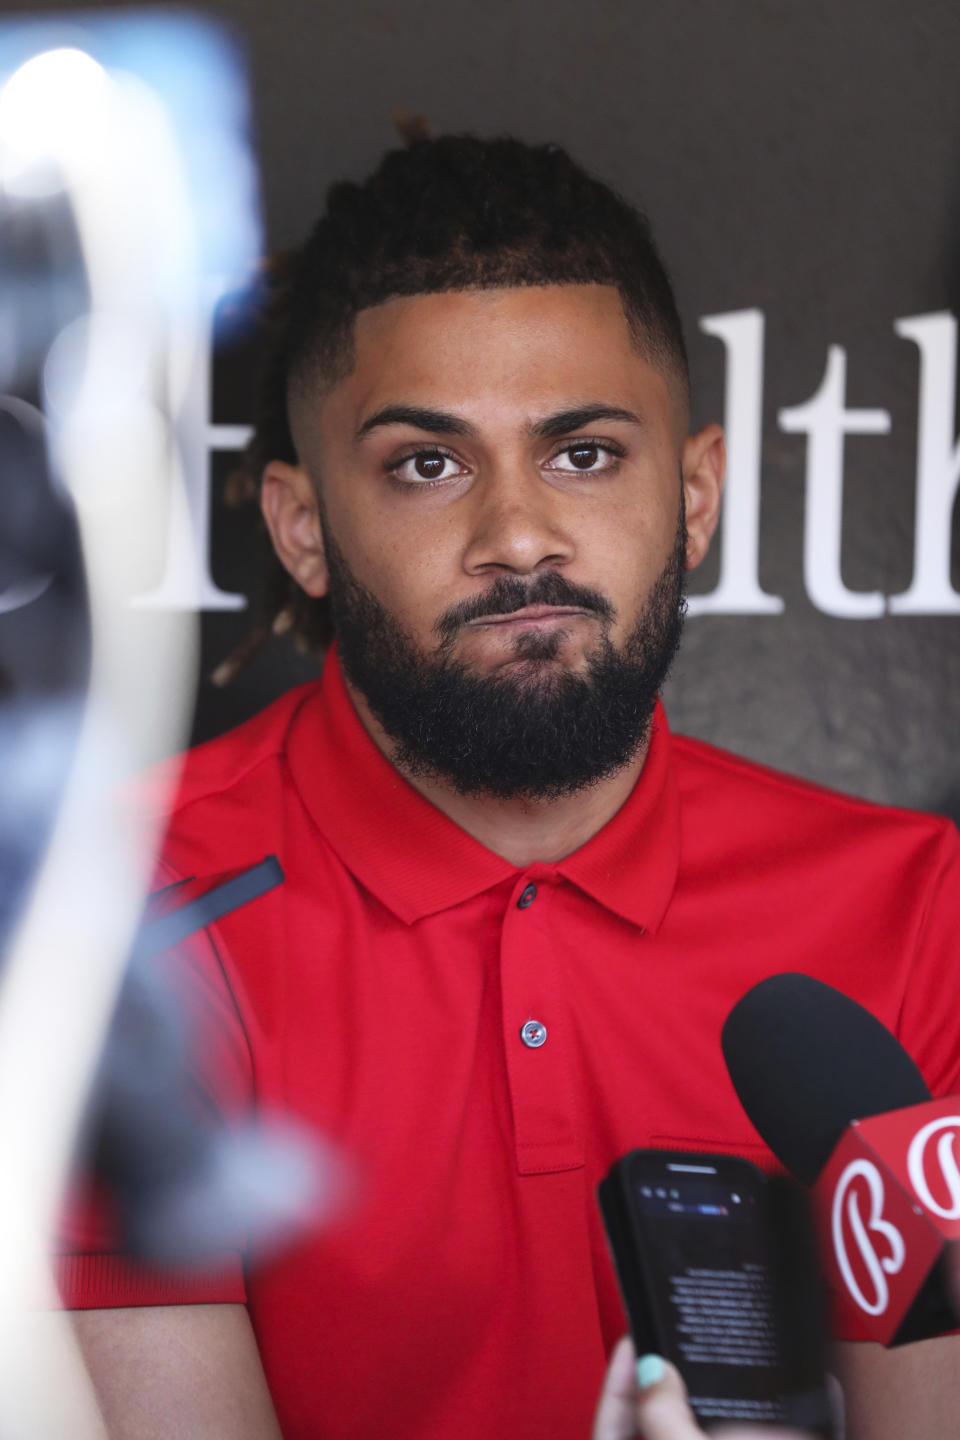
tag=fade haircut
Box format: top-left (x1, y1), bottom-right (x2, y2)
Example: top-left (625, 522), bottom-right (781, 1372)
top-left (224, 134), bottom-right (689, 676)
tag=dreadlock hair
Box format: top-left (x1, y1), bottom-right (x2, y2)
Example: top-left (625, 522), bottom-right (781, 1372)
top-left (220, 134), bottom-right (689, 682)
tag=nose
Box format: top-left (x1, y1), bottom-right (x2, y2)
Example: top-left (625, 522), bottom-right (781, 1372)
top-left (461, 464), bottom-right (575, 577)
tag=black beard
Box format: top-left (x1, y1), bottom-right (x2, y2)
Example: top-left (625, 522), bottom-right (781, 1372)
top-left (324, 519), bottom-right (687, 802)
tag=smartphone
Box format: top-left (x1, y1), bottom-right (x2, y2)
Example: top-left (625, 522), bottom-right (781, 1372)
top-left (598, 1149), bottom-right (834, 1434)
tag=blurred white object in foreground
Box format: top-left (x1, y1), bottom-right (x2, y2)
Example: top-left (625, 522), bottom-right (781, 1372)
top-left (0, 16), bottom-right (259, 1436)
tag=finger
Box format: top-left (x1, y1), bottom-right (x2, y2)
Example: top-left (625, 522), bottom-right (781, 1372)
top-left (636, 1367), bottom-right (818, 1440)
top-left (631, 1356), bottom-right (705, 1440)
top-left (592, 1335), bottom-right (640, 1440)
top-left (713, 1430), bottom-right (818, 1440)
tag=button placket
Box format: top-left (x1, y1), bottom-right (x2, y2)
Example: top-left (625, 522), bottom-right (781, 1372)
top-left (500, 874), bottom-right (583, 1175)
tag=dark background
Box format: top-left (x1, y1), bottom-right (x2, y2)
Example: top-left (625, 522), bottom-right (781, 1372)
top-left (8, 0), bottom-right (960, 818)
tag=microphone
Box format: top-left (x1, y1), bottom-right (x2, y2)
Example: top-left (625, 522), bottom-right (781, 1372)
top-left (721, 974), bottom-right (958, 1345)
top-left (721, 973), bottom-right (931, 1186)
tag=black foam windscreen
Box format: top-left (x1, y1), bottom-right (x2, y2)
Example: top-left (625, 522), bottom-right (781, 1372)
top-left (721, 974), bottom-right (931, 1186)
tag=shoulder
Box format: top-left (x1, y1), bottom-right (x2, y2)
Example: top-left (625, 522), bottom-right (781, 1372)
top-left (665, 730), bottom-right (960, 1092)
top-left (135, 682), bottom-right (322, 822)
top-left (127, 683), bottom-right (325, 884)
top-left (669, 727), bottom-right (959, 874)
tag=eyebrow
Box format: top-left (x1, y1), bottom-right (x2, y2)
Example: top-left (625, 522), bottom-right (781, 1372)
top-left (355, 402), bottom-right (644, 444)
top-left (355, 406), bottom-right (474, 442)
top-left (529, 405), bottom-right (644, 439)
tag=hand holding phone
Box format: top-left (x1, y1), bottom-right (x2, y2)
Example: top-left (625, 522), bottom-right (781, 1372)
top-left (592, 1339), bottom-right (818, 1440)
top-left (598, 1149), bottom-right (834, 1436)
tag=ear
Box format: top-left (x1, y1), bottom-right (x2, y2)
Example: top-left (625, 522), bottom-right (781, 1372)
top-left (680, 423), bottom-right (725, 571)
top-left (260, 460), bottom-right (329, 597)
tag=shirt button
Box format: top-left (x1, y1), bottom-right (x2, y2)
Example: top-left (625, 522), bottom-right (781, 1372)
top-left (520, 1019), bottom-right (547, 1049)
top-left (517, 883), bottom-right (537, 909)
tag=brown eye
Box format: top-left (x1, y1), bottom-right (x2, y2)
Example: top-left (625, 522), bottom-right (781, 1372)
top-left (390, 449), bottom-right (465, 486)
top-left (415, 452), bottom-right (446, 479)
top-left (568, 443), bottom-right (599, 470)
top-left (545, 440), bottom-right (622, 476)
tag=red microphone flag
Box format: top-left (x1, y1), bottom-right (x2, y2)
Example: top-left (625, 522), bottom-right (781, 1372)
top-left (814, 1095), bottom-right (960, 1342)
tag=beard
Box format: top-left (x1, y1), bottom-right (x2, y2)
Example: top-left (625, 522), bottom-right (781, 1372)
top-left (324, 513), bottom-right (687, 801)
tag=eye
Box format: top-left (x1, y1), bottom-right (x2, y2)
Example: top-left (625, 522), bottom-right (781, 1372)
top-left (388, 448), bottom-right (467, 486)
top-left (545, 439), bottom-right (624, 474)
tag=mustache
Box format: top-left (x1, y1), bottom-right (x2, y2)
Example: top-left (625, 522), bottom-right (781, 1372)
top-left (435, 571), bottom-right (615, 643)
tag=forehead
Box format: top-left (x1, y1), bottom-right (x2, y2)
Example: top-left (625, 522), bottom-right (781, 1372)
top-left (298, 284), bottom-right (686, 447)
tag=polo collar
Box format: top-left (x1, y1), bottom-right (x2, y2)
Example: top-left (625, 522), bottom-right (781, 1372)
top-left (286, 648), bottom-right (679, 931)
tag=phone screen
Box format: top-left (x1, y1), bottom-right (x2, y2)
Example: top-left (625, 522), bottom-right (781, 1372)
top-left (630, 1164), bottom-right (787, 1426)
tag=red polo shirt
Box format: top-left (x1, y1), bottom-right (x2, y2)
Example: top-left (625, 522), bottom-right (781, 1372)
top-left (58, 649), bottom-right (960, 1440)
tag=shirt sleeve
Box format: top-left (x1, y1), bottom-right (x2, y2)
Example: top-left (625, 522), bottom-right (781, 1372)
top-left (896, 816), bottom-right (960, 1099)
top-left (53, 863), bottom-right (253, 1310)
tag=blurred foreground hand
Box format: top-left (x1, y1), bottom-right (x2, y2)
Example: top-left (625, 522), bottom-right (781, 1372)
top-left (592, 1338), bottom-right (817, 1440)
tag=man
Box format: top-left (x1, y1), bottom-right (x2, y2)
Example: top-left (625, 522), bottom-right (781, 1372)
top-left (62, 136), bottom-right (960, 1438)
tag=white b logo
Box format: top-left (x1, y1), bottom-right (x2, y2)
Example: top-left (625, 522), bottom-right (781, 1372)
top-left (906, 1116), bottom-right (960, 1220)
top-left (831, 1159), bottom-right (906, 1315)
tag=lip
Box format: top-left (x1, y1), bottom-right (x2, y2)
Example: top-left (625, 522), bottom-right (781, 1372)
top-left (467, 605), bottom-right (589, 629)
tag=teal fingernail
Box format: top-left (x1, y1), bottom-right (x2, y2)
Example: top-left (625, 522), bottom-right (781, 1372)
top-left (636, 1354), bottom-right (665, 1389)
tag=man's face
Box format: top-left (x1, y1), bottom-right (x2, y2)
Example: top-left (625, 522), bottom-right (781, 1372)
top-left (267, 284), bottom-right (724, 797)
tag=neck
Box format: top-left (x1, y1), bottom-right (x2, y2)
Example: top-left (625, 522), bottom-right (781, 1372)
top-left (344, 679), bottom-right (651, 866)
